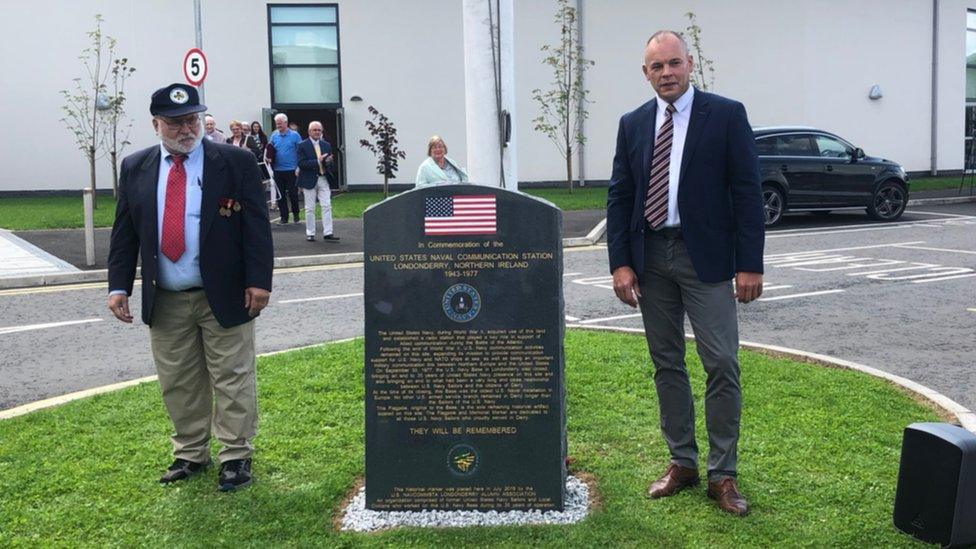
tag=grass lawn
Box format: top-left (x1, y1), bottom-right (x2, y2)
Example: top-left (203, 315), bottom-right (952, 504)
top-left (909, 175), bottom-right (976, 192)
top-left (0, 330), bottom-right (936, 547)
top-left (0, 188), bottom-right (609, 231)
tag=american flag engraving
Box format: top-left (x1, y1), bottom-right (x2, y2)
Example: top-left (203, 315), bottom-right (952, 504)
top-left (424, 195), bottom-right (497, 235)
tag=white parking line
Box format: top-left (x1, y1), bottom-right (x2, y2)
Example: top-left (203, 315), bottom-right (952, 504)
top-left (892, 244), bottom-right (976, 255)
top-left (764, 241), bottom-right (925, 258)
top-left (758, 289), bottom-right (845, 302)
top-left (911, 273), bottom-right (976, 284)
top-left (845, 263), bottom-right (937, 276)
top-left (577, 313), bottom-right (643, 324)
top-left (565, 315), bottom-right (580, 322)
top-left (278, 292), bottom-right (363, 304)
top-left (762, 284), bottom-right (793, 291)
top-left (0, 318), bottom-right (103, 336)
top-left (563, 272), bottom-right (582, 277)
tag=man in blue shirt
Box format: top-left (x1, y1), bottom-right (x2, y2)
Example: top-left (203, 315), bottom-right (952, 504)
top-left (107, 83), bottom-right (273, 492)
top-left (269, 113), bottom-right (303, 224)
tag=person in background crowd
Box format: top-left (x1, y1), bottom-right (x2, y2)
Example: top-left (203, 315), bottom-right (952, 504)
top-left (288, 122), bottom-right (302, 138)
top-left (107, 83), bottom-right (273, 492)
top-left (226, 120), bottom-right (261, 161)
top-left (240, 121), bottom-right (251, 137)
top-left (297, 121), bottom-right (340, 243)
top-left (415, 135), bottom-right (468, 187)
top-left (250, 121), bottom-right (268, 165)
top-left (269, 113), bottom-right (303, 224)
top-left (203, 114), bottom-right (225, 142)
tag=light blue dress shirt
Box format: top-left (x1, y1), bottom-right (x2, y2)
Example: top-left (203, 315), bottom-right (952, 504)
top-left (156, 142), bottom-right (204, 290)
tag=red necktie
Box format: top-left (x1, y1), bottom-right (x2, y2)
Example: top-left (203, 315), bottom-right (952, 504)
top-left (645, 103), bottom-right (677, 228)
top-left (160, 155), bottom-right (186, 262)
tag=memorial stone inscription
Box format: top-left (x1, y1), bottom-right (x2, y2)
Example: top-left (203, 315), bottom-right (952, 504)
top-left (363, 185), bottom-right (566, 511)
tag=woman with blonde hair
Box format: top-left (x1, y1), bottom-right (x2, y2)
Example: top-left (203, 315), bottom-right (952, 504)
top-left (415, 135), bottom-right (468, 187)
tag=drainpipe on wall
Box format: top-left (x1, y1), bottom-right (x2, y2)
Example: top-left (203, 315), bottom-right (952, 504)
top-left (930, 0), bottom-right (939, 176)
top-left (576, 0), bottom-right (586, 187)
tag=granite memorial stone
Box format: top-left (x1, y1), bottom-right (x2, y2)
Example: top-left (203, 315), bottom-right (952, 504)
top-left (363, 184), bottom-right (566, 511)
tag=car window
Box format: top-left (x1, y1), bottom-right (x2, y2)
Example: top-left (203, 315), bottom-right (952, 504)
top-left (814, 136), bottom-right (852, 159)
top-left (756, 137), bottom-right (777, 156)
top-left (776, 134), bottom-right (816, 157)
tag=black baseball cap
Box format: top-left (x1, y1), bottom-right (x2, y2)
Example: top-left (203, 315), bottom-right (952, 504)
top-left (150, 83), bottom-right (207, 117)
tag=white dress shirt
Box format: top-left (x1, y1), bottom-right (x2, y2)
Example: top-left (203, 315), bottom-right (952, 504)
top-left (654, 86), bottom-right (694, 227)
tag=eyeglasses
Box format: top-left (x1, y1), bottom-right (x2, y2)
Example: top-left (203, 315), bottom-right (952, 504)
top-left (157, 115), bottom-right (201, 130)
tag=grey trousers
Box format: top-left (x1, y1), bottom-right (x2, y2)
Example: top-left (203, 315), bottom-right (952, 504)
top-left (637, 231), bottom-right (741, 479)
top-left (150, 289), bottom-right (258, 464)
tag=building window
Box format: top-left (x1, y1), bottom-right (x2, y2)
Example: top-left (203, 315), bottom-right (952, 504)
top-left (268, 4), bottom-right (340, 106)
top-left (966, 11), bottom-right (976, 169)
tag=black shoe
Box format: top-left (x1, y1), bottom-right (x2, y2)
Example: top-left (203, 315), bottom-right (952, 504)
top-left (323, 234), bottom-right (340, 241)
top-left (218, 459), bottom-right (253, 492)
top-left (160, 458), bottom-right (211, 484)
top-left (306, 235), bottom-right (315, 242)
top-left (276, 219), bottom-right (288, 225)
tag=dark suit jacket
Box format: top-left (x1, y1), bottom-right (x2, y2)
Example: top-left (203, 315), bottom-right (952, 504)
top-left (108, 139), bottom-right (274, 328)
top-left (606, 89), bottom-right (765, 283)
top-left (296, 138), bottom-right (333, 190)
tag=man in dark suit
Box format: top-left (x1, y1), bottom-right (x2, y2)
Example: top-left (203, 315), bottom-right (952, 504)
top-left (107, 83), bottom-right (273, 492)
top-left (606, 31), bottom-right (765, 516)
top-left (296, 121), bottom-right (339, 242)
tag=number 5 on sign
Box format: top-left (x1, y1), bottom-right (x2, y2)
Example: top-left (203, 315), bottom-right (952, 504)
top-left (183, 48), bottom-right (208, 86)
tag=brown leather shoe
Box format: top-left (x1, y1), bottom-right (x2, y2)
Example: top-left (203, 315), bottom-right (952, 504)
top-left (707, 477), bottom-right (749, 516)
top-left (647, 463), bottom-right (700, 498)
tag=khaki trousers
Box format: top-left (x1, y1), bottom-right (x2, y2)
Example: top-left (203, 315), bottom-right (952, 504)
top-left (150, 289), bottom-right (258, 464)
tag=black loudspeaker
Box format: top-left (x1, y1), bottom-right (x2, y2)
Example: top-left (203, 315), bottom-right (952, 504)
top-left (893, 423), bottom-right (976, 547)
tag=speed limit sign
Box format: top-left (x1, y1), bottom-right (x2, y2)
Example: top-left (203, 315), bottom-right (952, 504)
top-left (183, 48), bottom-right (208, 86)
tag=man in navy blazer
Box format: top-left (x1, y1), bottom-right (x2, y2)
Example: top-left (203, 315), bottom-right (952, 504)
top-left (107, 83), bottom-right (273, 492)
top-left (296, 121), bottom-right (339, 242)
top-left (606, 31), bottom-right (765, 516)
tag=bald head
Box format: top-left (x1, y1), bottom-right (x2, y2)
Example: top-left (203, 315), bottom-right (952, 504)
top-left (642, 30), bottom-right (694, 103)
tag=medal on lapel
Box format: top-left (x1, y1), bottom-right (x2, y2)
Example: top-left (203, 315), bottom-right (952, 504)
top-left (218, 198), bottom-right (237, 217)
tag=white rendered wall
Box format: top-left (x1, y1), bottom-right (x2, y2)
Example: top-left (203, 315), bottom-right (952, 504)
top-left (0, 0), bottom-right (971, 192)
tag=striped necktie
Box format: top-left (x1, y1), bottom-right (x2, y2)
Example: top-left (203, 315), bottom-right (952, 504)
top-left (645, 103), bottom-right (677, 228)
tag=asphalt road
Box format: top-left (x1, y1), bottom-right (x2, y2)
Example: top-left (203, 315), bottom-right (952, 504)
top-left (1, 204), bottom-right (973, 412)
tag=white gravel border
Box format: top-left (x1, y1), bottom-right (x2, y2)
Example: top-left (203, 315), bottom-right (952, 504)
top-left (340, 475), bottom-right (590, 532)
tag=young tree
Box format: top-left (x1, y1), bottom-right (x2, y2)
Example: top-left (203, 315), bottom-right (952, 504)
top-left (531, 0), bottom-right (594, 194)
top-left (359, 106), bottom-right (406, 199)
top-left (683, 12), bottom-right (715, 91)
top-left (102, 56), bottom-right (136, 198)
top-left (59, 14), bottom-right (116, 209)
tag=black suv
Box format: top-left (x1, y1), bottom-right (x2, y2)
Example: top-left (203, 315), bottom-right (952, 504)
top-left (754, 127), bottom-right (909, 226)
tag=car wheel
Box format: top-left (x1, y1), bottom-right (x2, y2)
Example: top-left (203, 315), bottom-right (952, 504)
top-left (762, 184), bottom-right (785, 227)
top-left (867, 181), bottom-right (906, 221)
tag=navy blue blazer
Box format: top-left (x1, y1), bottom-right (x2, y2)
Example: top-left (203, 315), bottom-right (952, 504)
top-left (296, 138), bottom-right (333, 190)
top-left (606, 89), bottom-right (765, 283)
top-left (108, 139), bottom-right (274, 328)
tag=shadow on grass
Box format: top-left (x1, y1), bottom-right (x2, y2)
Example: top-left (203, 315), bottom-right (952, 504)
top-left (0, 330), bottom-right (934, 547)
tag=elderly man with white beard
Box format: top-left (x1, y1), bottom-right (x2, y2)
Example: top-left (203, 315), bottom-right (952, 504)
top-left (107, 83), bottom-right (273, 492)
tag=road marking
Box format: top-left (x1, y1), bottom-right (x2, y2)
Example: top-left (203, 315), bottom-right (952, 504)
top-left (563, 272), bottom-right (582, 277)
top-left (0, 318), bottom-right (103, 336)
top-left (968, 308), bottom-right (976, 313)
top-left (768, 224), bottom-right (915, 239)
top-left (758, 289), bottom-right (845, 302)
top-left (865, 267), bottom-right (973, 281)
top-left (912, 273), bottom-right (976, 284)
top-left (845, 263), bottom-right (937, 276)
top-left (796, 259), bottom-right (905, 272)
top-left (577, 313), bottom-right (643, 324)
top-left (278, 292), bottom-right (363, 304)
top-left (565, 315), bottom-right (580, 322)
top-left (764, 241), bottom-right (925, 258)
top-left (907, 210), bottom-right (976, 218)
top-left (892, 244), bottom-right (976, 255)
top-left (762, 284), bottom-right (793, 291)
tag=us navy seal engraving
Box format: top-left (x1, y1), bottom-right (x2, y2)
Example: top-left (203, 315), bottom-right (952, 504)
top-left (447, 443), bottom-right (479, 476)
top-left (442, 283), bottom-right (481, 322)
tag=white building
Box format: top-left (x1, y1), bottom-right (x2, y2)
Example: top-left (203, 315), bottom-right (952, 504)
top-left (1, 0), bottom-right (974, 193)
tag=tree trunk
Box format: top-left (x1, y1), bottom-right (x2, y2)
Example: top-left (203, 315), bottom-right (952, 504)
top-left (566, 151), bottom-right (573, 194)
top-left (88, 148), bottom-right (98, 209)
top-left (383, 174), bottom-right (389, 199)
top-left (111, 151), bottom-right (119, 198)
